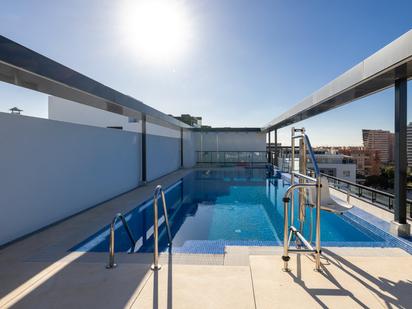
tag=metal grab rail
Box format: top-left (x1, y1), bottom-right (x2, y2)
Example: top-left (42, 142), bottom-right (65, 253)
top-left (106, 213), bottom-right (136, 269)
top-left (283, 127), bottom-right (322, 272)
top-left (151, 185), bottom-right (173, 271)
top-left (282, 181), bottom-right (321, 271)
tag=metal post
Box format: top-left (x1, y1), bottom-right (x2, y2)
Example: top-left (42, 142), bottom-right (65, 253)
top-left (106, 214), bottom-right (136, 269)
top-left (315, 175), bottom-right (321, 271)
top-left (180, 128), bottom-right (184, 168)
top-left (161, 190), bottom-right (173, 243)
top-left (274, 129), bottom-right (278, 166)
top-left (282, 197), bottom-right (290, 271)
top-left (107, 221), bottom-right (116, 268)
top-left (141, 114), bottom-right (147, 183)
top-left (268, 131), bottom-right (271, 163)
top-left (151, 194), bottom-right (160, 270)
top-left (200, 133), bottom-right (203, 163)
top-left (299, 129), bottom-right (306, 234)
top-left (151, 186), bottom-right (173, 271)
top-left (394, 78), bottom-right (407, 224)
top-left (290, 128), bottom-right (295, 226)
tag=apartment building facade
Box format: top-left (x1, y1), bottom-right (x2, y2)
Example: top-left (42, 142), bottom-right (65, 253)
top-left (339, 147), bottom-right (381, 176)
top-left (362, 129), bottom-right (394, 164)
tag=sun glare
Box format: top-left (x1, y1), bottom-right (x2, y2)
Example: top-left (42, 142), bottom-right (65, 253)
top-left (119, 0), bottom-right (192, 64)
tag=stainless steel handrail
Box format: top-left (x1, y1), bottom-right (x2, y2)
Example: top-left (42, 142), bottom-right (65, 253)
top-left (284, 127), bottom-right (322, 272)
top-left (106, 213), bottom-right (136, 269)
top-left (292, 171), bottom-right (316, 182)
top-left (151, 185), bottom-right (173, 271)
top-left (282, 179), bottom-right (322, 271)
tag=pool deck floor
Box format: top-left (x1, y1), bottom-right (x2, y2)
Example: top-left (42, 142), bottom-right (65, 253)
top-left (1, 168), bottom-right (411, 308)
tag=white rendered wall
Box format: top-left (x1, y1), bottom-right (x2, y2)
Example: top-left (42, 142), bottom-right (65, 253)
top-left (146, 116), bottom-right (182, 181)
top-left (48, 96), bottom-right (140, 132)
top-left (313, 163), bottom-right (357, 182)
top-left (146, 134), bottom-right (180, 181)
top-left (194, 131), bottom-right (266, 151)
top-left (0, 112), bottom-right (140, 246)
top-left (48, 96), bottom-right (196, 180)
top-left (183, 130), bottom-right (196, 167)
top-left (324, 163), bottom-right (356, 183)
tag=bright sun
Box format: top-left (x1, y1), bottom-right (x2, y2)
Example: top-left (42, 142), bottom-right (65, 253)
top-left (119, 0), bottom-right (192, 64)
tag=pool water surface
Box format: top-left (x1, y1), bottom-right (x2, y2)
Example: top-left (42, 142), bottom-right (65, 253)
top-left (72, 168), bottom-right (387, 254)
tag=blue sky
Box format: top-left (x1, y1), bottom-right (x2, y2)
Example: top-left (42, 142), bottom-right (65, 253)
top-left (0, 0), bottom-right (411, 145)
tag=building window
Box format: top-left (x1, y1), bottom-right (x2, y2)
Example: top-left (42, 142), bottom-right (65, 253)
top-left (320, 168), bottom-right (336, 177)
top-left (343, 170), bottom-right (350, 177)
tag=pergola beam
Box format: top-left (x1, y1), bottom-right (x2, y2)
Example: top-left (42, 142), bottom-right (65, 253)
top-left (0, 35), bottom-right (191, 129)
top-left (263, 29), bottom-right (412, 132)
top-left (262, 30), bottom-right (412, 234)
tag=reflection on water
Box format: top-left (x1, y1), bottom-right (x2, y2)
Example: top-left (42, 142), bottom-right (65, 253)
top-left (72, 168), bottom-right (384, 253)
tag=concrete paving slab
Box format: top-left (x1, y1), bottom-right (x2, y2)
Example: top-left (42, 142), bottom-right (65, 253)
top-left (323, 253), bottom-right (412, 308)
top-left (250, 253), bottom-right (412, 309)
top-left (131, 264), bottom-right (256, 309)
top-left (1, 262), bottom-right (151, 309)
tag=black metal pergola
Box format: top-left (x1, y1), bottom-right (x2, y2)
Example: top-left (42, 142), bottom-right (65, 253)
top-left (262, 30), bottom-right (412, 233)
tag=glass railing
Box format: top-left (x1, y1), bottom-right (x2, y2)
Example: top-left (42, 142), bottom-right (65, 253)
top-left (321, 173), bottom-right (412, 219)
top-left (196, 151), bottom-right (267, 164)
top-left (277, 157), bottom-right (411, 219)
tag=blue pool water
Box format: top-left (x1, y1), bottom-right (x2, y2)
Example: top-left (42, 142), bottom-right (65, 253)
top-left (72, 168), bottom-right (387, 254)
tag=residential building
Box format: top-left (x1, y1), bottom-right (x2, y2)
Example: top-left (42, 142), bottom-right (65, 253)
top-left (362, 129), bottom-right (394, 164)
top-left (278, 147), bottom-right (357, 182)
top-left (339, 146), bottom-right (381, 176)
top-left (312, 153), bottom-right (356, 182)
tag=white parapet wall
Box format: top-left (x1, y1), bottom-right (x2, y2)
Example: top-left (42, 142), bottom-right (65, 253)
top-left (0, 112), bottom-right (140, 246)
top-left (1, 98), bottom-right (197, 245)
top-left (48, 96), bottom-right (197, 173)
top-left (48, 96), bottom-right (140, 132)
top-left (146, 116), bottom-right (181, 181)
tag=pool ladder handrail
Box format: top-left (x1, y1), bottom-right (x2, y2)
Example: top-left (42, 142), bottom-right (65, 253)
top-left (282, 128), bottom-right (322, 272)
top-left (106, 213), bottom-right (136, 269)
top-left (151, 184), bottom-right (173, 271)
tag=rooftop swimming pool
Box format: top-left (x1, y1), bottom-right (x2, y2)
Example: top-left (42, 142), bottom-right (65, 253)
top-left (72, 168), bottom-right (392, 254)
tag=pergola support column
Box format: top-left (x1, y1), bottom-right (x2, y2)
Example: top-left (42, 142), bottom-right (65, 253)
top-left (274, 129), bottom-right (278, 166)
top-left (267, 131), bottom-right (271, 163)
top-left (141, 114), bottom-right (147, 183)
top-left (391, 77), bottom-right (410, 237)
top-left (180, 128), bottom-right (184, 167)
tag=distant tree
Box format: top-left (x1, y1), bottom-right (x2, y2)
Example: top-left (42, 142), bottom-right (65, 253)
top-left (364, 166), bottom-right (394, 190)
top-left (364, 175), bottom-right (386, 189)
top-left (381, 166), bottom-right (394, 188)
